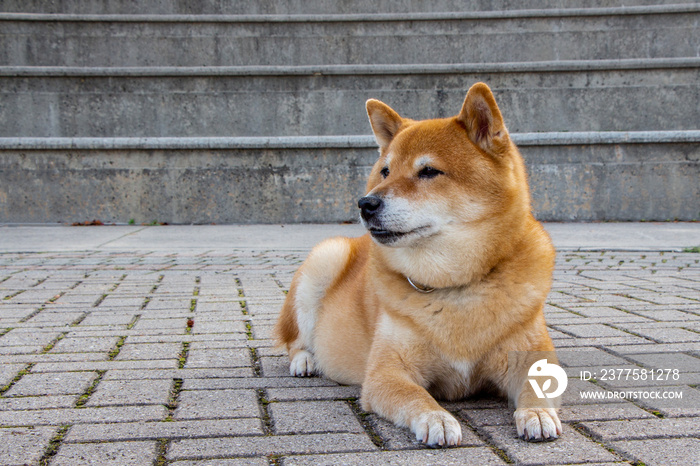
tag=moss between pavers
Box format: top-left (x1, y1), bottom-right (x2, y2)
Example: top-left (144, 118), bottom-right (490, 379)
top-left (164, 378), bottom-right (184, 420)
top-left (257, 388), bottom-right (275, 435)
top-left (178, 342), bottom-right (190, 369)
top-left (38, 424), bottom-right (70, 466)
top-left (74, 370), bottom-right (105, 408)
top-left (346, 398), bottom-right (385, 449)
top-left (107, 336), bottom-right (127, 360)
top-left (40, 332), bottom-right (67, 353)
top-left (154, 438), bottom-right (168, 466)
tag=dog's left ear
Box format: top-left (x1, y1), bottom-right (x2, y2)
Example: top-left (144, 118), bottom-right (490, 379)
top-left (366, 99), bottom-right (404, 149)
top-left (458, 83), bottom-right (510, 156)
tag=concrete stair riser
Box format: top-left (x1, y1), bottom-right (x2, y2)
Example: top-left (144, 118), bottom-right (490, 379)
top-left (0, 137), bottom-right (697, 223)
top-left (2, 0), bottom-right (697, 15)
top-left (2, 66), bottom-right (698, 137)
top-left (3, 8), bottom-right (699, 66)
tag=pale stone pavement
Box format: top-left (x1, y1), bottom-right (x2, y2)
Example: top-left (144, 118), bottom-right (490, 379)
top-left (0, 224), bottom-right (699, 465)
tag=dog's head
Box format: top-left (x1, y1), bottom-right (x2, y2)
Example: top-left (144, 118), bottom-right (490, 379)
top-left (360, 82), bottom-right (531, 252)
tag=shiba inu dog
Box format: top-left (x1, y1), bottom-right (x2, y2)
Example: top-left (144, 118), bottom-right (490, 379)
top-left (274, 82), bottom-right (561, 446)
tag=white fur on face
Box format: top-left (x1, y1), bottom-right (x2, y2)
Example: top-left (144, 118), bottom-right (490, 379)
top-left (384, 152), bottom-right (393, 166)
top-left (362, 193), bottom-right (448, 247)
top-left (413, 155), bottom-right (435, 170)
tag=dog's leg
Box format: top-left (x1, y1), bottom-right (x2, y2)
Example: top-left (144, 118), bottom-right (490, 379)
top-left (274, 238), bottom-right (353, 378)
top-left (507, 353), bottom-right (563, 441)
top-left (362, 361), bottom-right (462, 446)
top-left (288, 346), bottom-right (315, 377)
top-left (275, 283), bottom-right (316, 377)
top-left (361, 326), bottom-right (462, 447)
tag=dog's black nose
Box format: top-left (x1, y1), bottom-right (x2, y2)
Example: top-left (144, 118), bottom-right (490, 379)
top-left (358, 196), bottom-right (383, 221)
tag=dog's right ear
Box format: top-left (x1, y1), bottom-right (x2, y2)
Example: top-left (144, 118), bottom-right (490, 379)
top-left (458, 82), bottom-right (510, 157)
top-left (366, 99), bottom-right (403, 149)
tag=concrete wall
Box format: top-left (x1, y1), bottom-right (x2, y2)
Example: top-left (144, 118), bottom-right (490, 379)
top-left (1, 135), bottom-right (697, 224)
top-left (1, 2), bottom-right (698, 223)
top-left (3, 65), bottom-right (699, 138)
top-left (3, 0), bottom-right (696, 15)
top-left (0, 145), bottom-right (373, 224)
top-left (4, 10), bottom-right (698, 67)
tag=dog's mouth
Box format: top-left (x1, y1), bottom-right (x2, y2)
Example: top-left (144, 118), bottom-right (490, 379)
top-left (368, 226), bottom-right (431, 245)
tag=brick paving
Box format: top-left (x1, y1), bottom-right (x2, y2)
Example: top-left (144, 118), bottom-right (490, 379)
top-left (0, 249), bottom-right (698, 465)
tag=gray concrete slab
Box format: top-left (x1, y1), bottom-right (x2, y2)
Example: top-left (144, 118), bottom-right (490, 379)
top-left (544, 222), bottom-right (700, 251)
top-left (1, 222), bottom-right (699, 252)
top-left (0, 225), bottom-right (145, 252)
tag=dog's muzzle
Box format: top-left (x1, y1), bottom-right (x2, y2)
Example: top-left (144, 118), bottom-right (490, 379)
top-left (359, 195), bottom-right (399, 244)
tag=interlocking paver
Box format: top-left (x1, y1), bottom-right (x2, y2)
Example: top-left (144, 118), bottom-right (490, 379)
top-left (23, 311), bottom-right (84, 326)
top-left (191, 321), bottom-right (247, 334)
top-left (168, 433), bottom-right (378, 461)
top-left (101, 368), bottom-right (253, 381)
top-left (77, 312), bottom-right (138, 327)
top-left (170, 459), bottom-right (268, 466)
top-left (556, 347), bottom-right (630, 367)
top-left (51, 440), bottom-right (159, 466)
top-left (184, 347), bottom-right (251, 369)
top-left (64, 418), bottom-right (264, 442)
top-left (610, 438), bottom-right (700, 466)
top-left (0, 240), bottom-right (698, 465)
top-left (30, 359), bottom-right (179, 372)
top-left (580, 417), bottom-right (700, 441)
top-left (0, 345), bottom-right (44, 355)
top-left (270, 400), bottom-right (364, 434)
top-left (551, 323), bottom-right (636, 338)
top-left (0, 363), bottom-right (24, 387)
top-left (182, 375), bottom-right (333, 390)
top-left (0, 405), bottom-right (167, 426)
top-left (285, 447), bottom-right (508, 465)
top-left (85, 379), bottom-right (173, 407)
top-left (173, 389), bottom-right (259, 420)
top-left (50, 336), bottom-right (121, 353)
top-left (558, 402), bottom-right (656, 422)
top-left (0, 426), bottom-right (57, 466)
top-left (131, 317), bottom-right (188, 331)
top-left (145, 297), bottom-right (195, 310)
top-left (0, 395), bottom-right (77, 410)
top-left (4, 371), bottom-right (98, 397)
top-left (266, 386), bottom-right (361, 402)
top-left (622, 352), bottom-right (700, 372)
top-left (115, 342), bottom-right (182, 361)
top-left (628, 386), bottom-right (700, 417)
top-left (0, 329), bottom-right (63, 348)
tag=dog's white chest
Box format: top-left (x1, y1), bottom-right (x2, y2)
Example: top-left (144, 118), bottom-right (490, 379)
top-left (449, 359), bottom-right (474, 381)
top-left (430, 357), bottom-right (475, 400)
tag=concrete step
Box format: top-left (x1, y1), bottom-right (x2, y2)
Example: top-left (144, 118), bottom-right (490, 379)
top-left (0, 132), bottom-right (698, 223)
top-left (2, 59), bottom-right (698, 137)
top-left (2, 5), bottom-right (699, 66)
top-left (2, 0), bottom-right (696, 15)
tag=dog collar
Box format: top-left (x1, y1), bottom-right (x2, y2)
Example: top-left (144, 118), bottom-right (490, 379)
top-left (406, 276), bottom-right (436, 293)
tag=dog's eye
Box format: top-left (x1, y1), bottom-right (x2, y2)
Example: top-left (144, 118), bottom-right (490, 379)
top-left (418, 166), bottom-right (443, 179)
top-left (380, 167), bottom-right (390, 178)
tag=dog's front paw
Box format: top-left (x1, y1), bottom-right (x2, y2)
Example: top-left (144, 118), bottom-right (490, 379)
top-left (411, 410), bottom-right (462, 447)
top-left (514, 408), bottom-right (562, 442)
top-left (289, 350), bottom-right (315, 377)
